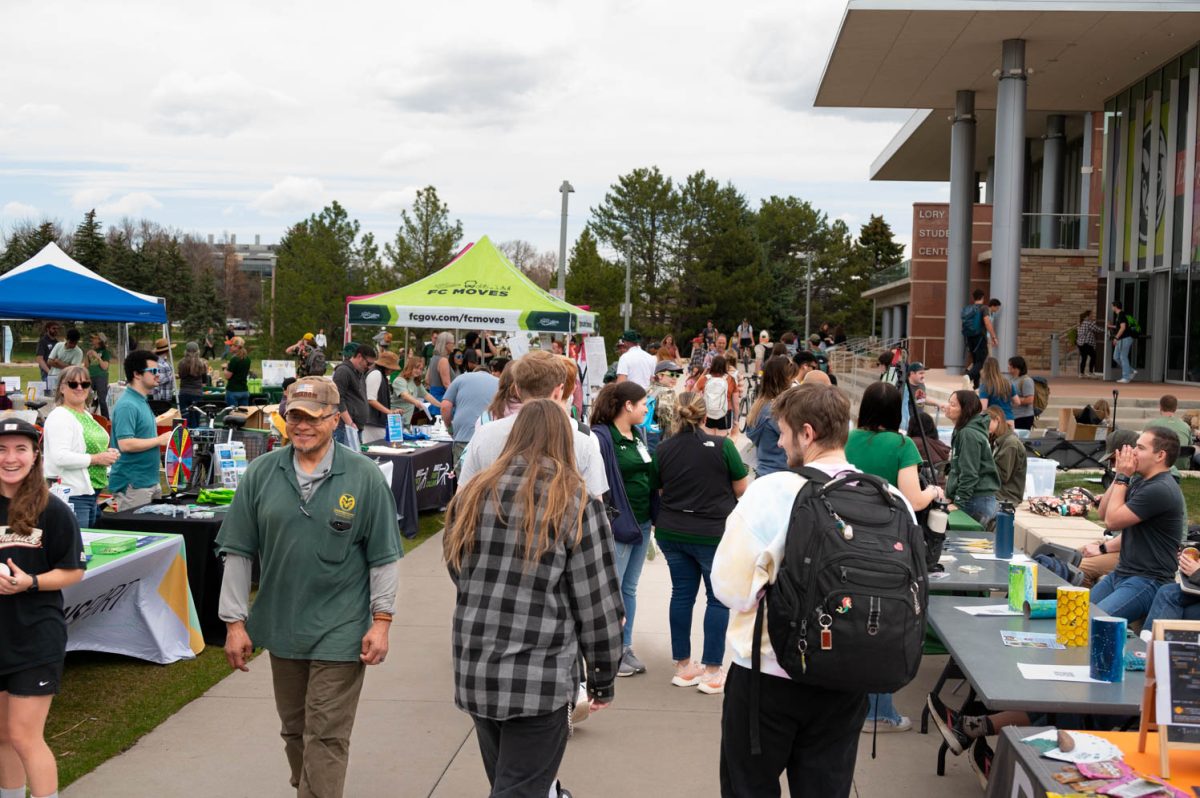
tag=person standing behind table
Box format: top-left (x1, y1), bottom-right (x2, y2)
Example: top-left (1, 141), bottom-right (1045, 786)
top-left (46, 328), bottom-right (84, 394)
top-left (977, 356), bottom-right (1014, 426)
top-left (223, 337), bottom-right (252, 408)
top-left (149, 338), bottom-right (177, 414)
top-left (444, 400), bottom-right (623, 798)
top-left (217, 377), bottom-right (401, 798)
top-left (425, 331), bottom-right (455, 415)
top-left (35, 322), bottom-right (61, 386)
top-left (844, 381), bottom-right (942, 735)
top-left (0, 417), bottom-right (87, 798)
top-left (1109, 299), bottom-right (1138, 384)
top-left (1008, 356), bottom-right (1036, 431)
top-left (962, 289), bottom-right (998, 389)
top-left (176, 342), bottom-right (208, 429)
top-left (655, 392), bottom-right (749, 697)
top-left (107, 350), bottom-right (172, 512)
top-left (615, 329), bottom-right (656, 388)
top-left (1079, 428), bottom-right (1187, 623)
top-left (745, 356), bottom-right (794, 478)
top-left (391, 356), bottom-right (431, 428)
top-left (43, 365), bottom-right (121, 529)
top-left (441, 357), bottom-right (501, 467)
top-left (944, 389), bottom-right (1002, 529)
top-left (361, 350), bottom-right (402, 445)
top-left (987, 406), bottom-right (1027, 508)
top-left (1075, 310), bottom-right (1102, 379)
top-left (84, 332), bottom-right (112, 418)
top-left (331, 344), bottom-right (376, 449)
top-left (1145, 394), bottom-right (1193, 447)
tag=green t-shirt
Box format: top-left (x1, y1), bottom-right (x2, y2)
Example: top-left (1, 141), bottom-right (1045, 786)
top-left (87, 347), bottom-right (111, 381)
top-left (1145, 416), bottom-right (1193, 448)
top-left (608, 424), bottom-right (659, 523)
top-left (225, 355), bottom-right (251, 393)
top-left (844, 428), bottom-right (922, 487)
top-left (70, 408), bottom-right (111, 490)
top-left (215, 443), bottom-right (402, 661)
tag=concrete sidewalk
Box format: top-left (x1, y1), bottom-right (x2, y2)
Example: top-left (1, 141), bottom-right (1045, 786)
top-left (65, 533), bottom-right (979, 797)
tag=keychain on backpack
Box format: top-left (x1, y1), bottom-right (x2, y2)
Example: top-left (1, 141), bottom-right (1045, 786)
top-left (819, 612), bottom-right (833, 650)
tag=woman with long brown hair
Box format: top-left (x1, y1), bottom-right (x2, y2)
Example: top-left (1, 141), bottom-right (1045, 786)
top-left (945, 389), bottom-right (1001, 527)
top-left (444, 400), bottom-right (622, 798)
top-left (745, 356), bottom-right (795, 477)
top-left (0, 418), bottom-right (86, 798)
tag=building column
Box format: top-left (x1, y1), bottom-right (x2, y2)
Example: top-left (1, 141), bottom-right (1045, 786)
top-left (1040, 114), bottom-right (1066, 248)
top-left (882, 307), bottom-right (893, 341)
top-left (991, 39), bottom-right (1027, 364)
top-left (943, 89), bottom-right (976, 375)
top-left (985, 157), bottom-right (995, 204)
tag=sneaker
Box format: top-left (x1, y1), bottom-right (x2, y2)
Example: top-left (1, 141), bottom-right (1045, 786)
top-left (617, 658), bottom-right (637, 677)
top-left (861, 715), bottom-right (912, 733)
top-left (671, 661), bottom-right (705, 687)
top-left (926, 693), bottom-right (971, 755)
top-left (622, 647), bottom-right (646, 674)
top-left (969, 737), bottom-right (994, 789)
top-left (1117, 378), bottom-right (1131, 384)
top-left (697, 669), bottom-right (726, 695)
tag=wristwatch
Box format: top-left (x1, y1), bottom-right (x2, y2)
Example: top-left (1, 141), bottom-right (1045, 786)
top-left (1114, 474), bottom-right (1131, 486)
top-left (1099, 542), bottom-right (1108, 555)
top-left (27, 573), bottom-right (39, 593)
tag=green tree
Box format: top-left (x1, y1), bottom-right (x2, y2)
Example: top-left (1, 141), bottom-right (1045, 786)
top-left (384, 186), bottom-right (463, 283)
top-left (755, 196), bottom-right (829, 337)
top-left (70, 210), bottom-right (107, 272)
top-left (857, 214), bottom-right (905, 272)
top-left (565, 228), bottom-right (624, 356)
top-left (0, 220), bottom-right (66, 273)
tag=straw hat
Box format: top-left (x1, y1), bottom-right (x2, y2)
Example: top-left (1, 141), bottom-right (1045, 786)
top-left (154, 337), bottom-right (171, 354)
top-left (376, 350), bottom-right (401, 371)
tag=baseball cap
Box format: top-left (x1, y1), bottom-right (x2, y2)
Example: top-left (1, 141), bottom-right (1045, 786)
top-left (907, 361), bottom-right (927, 374)
top-left (0, 417), bottom-right (40, 445)
top-left (621, 329), bottom-right (641, 343)
top-left (286, 377), bottom-right (340, 416)
top-left (655, 361), bottom-right (682, 375)
top-left (303, 332), bottom-right (315, 340)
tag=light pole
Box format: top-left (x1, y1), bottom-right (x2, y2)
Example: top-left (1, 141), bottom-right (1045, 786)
top-left (804, 251), bottom-right (813, 344)
top-left (622, 233), bottom-right (633, 330)
top-left (557, 180), bottom-right (574, 298)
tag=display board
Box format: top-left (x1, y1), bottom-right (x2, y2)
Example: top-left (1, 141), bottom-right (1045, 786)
top-left (260, 359), bottom-right (296, 387)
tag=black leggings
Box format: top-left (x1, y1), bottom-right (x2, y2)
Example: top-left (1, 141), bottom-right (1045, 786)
top-left (1078, 344), bottom-right (1097, 375)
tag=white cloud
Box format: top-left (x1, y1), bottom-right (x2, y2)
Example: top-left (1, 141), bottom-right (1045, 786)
top-left (1, 201), bottom-right (38, 218)
top-left (71, 187), bottom-right (114, 209)
top-left (375, 49), bottom-right (550, 117)
top-left (250, 176), bottom-right (326, 215)
top-left (381, 141), bottom-right (433, 166)
top-left (15, 103), bottom-right (66, 123)
top-left (370, 187), bottom-right (419, 213)
top-left (149, 71), bottom-right (295, 137)
top-left (98, 192), bottom-right (162, 216)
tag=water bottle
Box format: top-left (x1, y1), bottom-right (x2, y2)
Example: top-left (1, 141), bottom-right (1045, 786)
top-left (994, 501), bottom-right (1015, 560)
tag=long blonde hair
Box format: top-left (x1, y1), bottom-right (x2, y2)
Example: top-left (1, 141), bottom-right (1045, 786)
top-left (980, 357), bottom-right (1012, 402)
top-left (443, 399), bottom-right (587, 572)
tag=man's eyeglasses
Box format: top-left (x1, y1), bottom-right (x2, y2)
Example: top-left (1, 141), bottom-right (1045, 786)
top-left (65, 381), bottom-right (92, 390)
top-left (139, 368), bottom-right (160, 375)
top-left (285, 411), bottom-right (337, 426)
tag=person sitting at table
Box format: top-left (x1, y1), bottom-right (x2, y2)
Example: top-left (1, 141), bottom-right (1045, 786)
top-left (987, 406), bottom-right (1027, 507)
top-left (944, 390), bottom-right (1002, 529)
top-left (1142, 548), bottom-right (1200, 629)
top-left (907, 411), bottom-right (949, 487)
top-left (1079, 427), bottom-right (1187, 623)
top-left (43, 365), bottom-right (120, 528)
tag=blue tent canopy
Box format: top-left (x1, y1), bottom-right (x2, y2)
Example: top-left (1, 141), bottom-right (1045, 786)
top-left (0, 242), bottom-right (166, 323)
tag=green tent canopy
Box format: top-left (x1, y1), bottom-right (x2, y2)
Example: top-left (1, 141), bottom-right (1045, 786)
top-left (346, 236), bottom-right (596, 334)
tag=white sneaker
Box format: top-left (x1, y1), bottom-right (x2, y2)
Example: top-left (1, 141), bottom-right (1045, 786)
top-left (1117, 378), bottom-right (1131, 384)
top-left (862, 715), bottom-right (913, 733)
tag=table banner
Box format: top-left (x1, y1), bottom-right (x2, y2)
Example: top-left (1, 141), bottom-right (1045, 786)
top-left (63, 532), bottom-right (204, 664)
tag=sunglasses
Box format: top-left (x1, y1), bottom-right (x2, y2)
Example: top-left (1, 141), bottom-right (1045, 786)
top-left (65, 381), bottom-right (92, 390)
top-left (139, 368), bottom-right (160, 375)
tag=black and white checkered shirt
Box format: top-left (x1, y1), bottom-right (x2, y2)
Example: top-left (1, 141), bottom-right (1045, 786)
top-left (450, 462), bottom-right (625, 721)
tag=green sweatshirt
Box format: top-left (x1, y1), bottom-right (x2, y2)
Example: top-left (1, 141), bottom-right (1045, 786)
top-left (990, 427), bottom-right (1027, 506)
top-left (947, 414), bottom-right (1002, 506)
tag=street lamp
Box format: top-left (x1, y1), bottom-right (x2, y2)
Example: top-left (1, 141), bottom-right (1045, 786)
top-left (791, 249), bottom-right (814, 343)
top-left (622, 233), bottom-right (633, 330)
top-left (557, 180), bottom-right (574, 298)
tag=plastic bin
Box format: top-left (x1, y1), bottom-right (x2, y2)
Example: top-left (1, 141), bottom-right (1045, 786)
top-left (1024, 457), bottom-right (1057, 499)
top-left (937, 427), bottom-right (954, 444)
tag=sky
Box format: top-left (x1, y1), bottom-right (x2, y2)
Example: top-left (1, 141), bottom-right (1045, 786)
top-left (0, 0), bottom-right (943, 262)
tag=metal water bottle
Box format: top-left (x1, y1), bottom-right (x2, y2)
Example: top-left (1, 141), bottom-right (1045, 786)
top-left (994, 501), bottom-right (1015, 560)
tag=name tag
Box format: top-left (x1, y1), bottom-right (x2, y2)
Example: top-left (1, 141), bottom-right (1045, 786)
top-left (636, 439), bottom-right (652, 464)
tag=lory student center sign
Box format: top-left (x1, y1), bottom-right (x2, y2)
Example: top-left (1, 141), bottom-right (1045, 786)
top-left (347, 236), bottom-right (596, 335)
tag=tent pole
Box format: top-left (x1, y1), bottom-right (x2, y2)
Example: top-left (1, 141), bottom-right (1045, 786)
top-left (163, 322), bottom-right (178, 412)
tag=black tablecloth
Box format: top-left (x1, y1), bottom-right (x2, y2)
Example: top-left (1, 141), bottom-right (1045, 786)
top-left (94, 510), bottom-right (227, 644)
top-left (368, 442), bottom-right (454, 538)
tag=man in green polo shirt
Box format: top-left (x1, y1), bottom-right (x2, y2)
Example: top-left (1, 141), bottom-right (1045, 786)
top-left (107, 349), bottom-right (172, 510)
top-left (1145, 394), bottom-right (1194, 448)
top-left (217, 376), bottom-right (402, 798)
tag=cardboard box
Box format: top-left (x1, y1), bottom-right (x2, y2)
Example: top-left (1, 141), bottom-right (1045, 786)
top-left (1057, 408), bottom-right (1105, 441)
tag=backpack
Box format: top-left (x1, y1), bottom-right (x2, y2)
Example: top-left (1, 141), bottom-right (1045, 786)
top-left (961, 304), bottom-right (985, 337)
top-left (1124, 314), bottom-right (1143, 337)
top-left (303, 348), bottom-right (326, 377)
top-left (1031, 376), bottom-right (1050, 417)
top-left (752, 468), bottom-right (928, 695)
top-left (702, 375), bottom-right (729, 419)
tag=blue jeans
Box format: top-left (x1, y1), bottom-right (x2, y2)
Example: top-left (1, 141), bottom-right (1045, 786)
top-left (1144, 582), bottom-right (1200, 629)
top-left (866, 692), bottom-right (902, 724)
top-left (613, 519), bottom-right (651, 647)
top-left (657, 538), bottom-right (729, 665)
top-left (1114, 337), bottom-right (1134, 381)
top-left (961, 495), bottom-right (998, 529)
top-left (68, 494), bottom-right (98, 529)
top-left (226, 391), bottom-right (250, 408)
top-left (1091, 572), bottom-right (1165, 622)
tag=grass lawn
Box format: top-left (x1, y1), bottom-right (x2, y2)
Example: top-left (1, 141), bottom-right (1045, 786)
top-left (1054, 472), bottom-right (1200, 525)
top-left (50, 510), bottom-right (445, 788)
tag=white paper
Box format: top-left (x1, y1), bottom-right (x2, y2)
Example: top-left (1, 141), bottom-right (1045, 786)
top-left (506, 335), bottom-right (530, 360)
top-left (1017, 663), bottom-right (1103, 684)
top-left (955, 604), bottom-right (1024, 616)
top-left (1019, 729), bottom-right (1124, 764)
top-left (970, 552), bottom-right (1032, 563)
top-left (938, 554), bottom-right (957, 564)
top-left (375, 459), bottom-right (393, 485)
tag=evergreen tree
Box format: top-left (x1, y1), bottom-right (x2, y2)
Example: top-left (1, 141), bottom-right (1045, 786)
top-left (589, 167), bottom-right (680, 312)
top-left (565, 228), bottom-right (624, 355)
top-left (70, 210), bottom-right (107, 272)
top-left (384, 186), bottom-right (463, 283)
top-left (857, 214), bottom-right (905, 272)
top-left (0, 220), bottom-right (65, 273)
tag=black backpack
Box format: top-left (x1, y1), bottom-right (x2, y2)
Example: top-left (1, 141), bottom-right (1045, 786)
top-left (752, 468), bottom-right (928, 694)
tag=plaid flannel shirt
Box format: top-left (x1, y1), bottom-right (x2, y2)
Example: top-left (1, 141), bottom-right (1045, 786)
top-left (1076, 320), bottom-right (1100, 347)
top-left (450, 461), bottom-right (624, 721)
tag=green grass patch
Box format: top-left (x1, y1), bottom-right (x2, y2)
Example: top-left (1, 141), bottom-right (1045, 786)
top-left (49, 510), bottom-right (444, 788)
top-left (1055, 473), bottom-right (1200, 525)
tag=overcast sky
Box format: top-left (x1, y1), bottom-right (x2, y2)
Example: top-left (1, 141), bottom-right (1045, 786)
top-left (0, 0), bottom-right (941, 261)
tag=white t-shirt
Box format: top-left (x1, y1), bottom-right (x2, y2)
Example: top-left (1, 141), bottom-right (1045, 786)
top-left (314, 333), bottom-right (327, 349)
top-left (458, 408), bottom-right (608, 498)
top-left (616, 345), bottom-right (656, 388)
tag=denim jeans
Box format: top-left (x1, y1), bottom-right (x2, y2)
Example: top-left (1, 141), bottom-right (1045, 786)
top-left (866, 692), bottom-right (902, 724)
top-left (657, 538), bottom-right (728, 665)
top-left (225, 391), bottom-right (250, 408)
top-left (68, 494), bottom-right (98, 529)
top-left (1091, 572), bottom-right (1166, 622)
top-left (1143, 582), bottom-right (1200, 629)
top-left (961, 495), bottom-right (998, 529)
top-left (1114, 337), bottom-right (1134, 381)
top-left (613, 519), bottom-right (651, 647)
